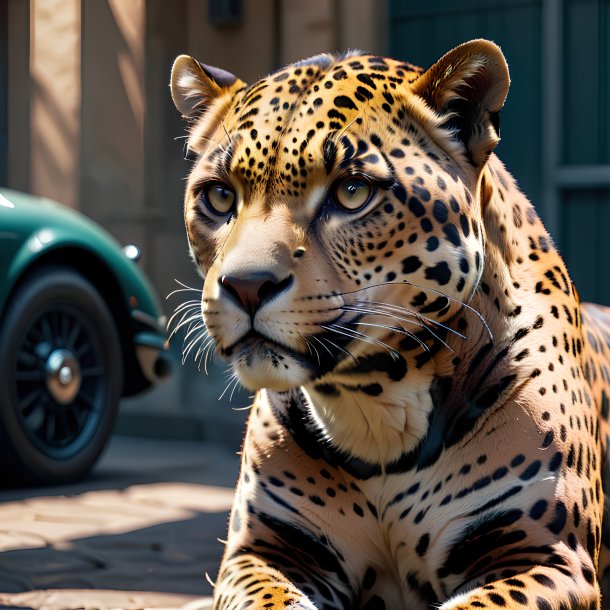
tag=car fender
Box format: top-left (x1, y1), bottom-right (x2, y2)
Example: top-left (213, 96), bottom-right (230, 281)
top-left (0, 226), bottom-right (164, 332)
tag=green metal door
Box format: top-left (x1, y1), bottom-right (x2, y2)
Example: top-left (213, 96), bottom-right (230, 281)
top-left (560, 1), bottom-right (610, 304)
top-left (389, 0), bottom-right (610, 305)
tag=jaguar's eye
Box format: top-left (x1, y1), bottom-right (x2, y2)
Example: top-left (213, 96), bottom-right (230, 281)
top-left (334, 177), bottom-right (373, 211)
top-left (203, 184), bottom-right (236, 215)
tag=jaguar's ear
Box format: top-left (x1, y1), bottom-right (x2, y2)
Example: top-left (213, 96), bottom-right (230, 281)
top-left (411, 39), bottom-right (510, 167)
top-left (170, 55), bottom-right (244, 118)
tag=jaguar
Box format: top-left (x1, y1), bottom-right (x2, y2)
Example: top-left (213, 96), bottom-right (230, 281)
top-left (170, 39), bottom-right (610, 610)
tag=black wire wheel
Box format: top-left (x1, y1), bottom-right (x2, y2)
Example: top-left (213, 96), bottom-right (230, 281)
top-left (0, 266), bottom-right (123, 485)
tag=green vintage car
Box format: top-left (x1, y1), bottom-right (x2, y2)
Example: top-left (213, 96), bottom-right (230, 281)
top-left (0, 189), bottom-right (172, 485)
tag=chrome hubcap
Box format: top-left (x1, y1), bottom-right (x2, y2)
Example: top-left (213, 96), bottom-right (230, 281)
top-left (45, 348), bottom-right (81, 405)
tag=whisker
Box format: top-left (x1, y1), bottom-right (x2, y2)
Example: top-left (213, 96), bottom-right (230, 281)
top-left (166, 279), bottom-right (203, 299)
top-left (167, 305), bottom-right (201, 328)
top-left (339, 279), bottom-right (493, 341)
top-left (183, 321), bottom-right (208, 344)
top-left (322, 323), bottom-right (400, 359)
top-left (229, 375), bottom-right (242, 402)
top-left (346, 310), bottom-right (431, 351)
top-left (317, 335), bottom-right (359, 365)
top-left (336, 114), bottom-right (361, 139)
top-left (168, 303), bottom-right (200, 326)
top-left (310, 335), bottom-right (336, 361)
top-left (305, 337), bottom-right (321, 366)
top-left (343, 305), bottom-right (434, 349)
top-left (169, 311), bottom-right (203, 340)
top-left (219, 373), bottom-right (237, 401)
top-left (354, 299), bottom-right (466, 339)
top-left (195, 335), bottom-right (216, 372)
top-left (347, 302), bottom-right (459, 349)
top-left (182, 328), bottom-right (207, 364)
top-left (222, 122), bottom-right (232, 147)
top-left (355, 321), bottom-right (454, 352)
top-left (203, 338), bottom-right (217, 374)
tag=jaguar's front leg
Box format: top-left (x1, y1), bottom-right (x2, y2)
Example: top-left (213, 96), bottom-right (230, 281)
top-left (213, 512), bottom-right (354, 610)
top-left (213, 430), bottom-right (355, 610)
top-left (214, 552), bottom-right (342, 610)
top-left (440, 545), bottom-right (600, 610)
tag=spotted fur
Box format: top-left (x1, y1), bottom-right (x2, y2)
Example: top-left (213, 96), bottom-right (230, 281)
top-left (171, 40), bottom-right (610, 610)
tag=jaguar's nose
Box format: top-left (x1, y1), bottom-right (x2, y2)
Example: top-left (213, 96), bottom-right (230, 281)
top-left (220, 272), bottom-right (294, 317)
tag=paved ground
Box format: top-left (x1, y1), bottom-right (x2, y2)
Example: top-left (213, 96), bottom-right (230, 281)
top-left (0, 436), bottom-right (241, 610)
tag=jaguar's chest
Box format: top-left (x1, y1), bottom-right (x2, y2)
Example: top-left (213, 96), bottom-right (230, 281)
top-left (246, 395), bottom-right (557, 602)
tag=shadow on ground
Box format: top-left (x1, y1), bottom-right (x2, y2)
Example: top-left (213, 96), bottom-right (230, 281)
top-left (0, 436), bottom-right (240, 610)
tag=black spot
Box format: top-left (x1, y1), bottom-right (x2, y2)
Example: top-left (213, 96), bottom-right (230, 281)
top-left (362, 567), bottom-right (377, 590)
top-left (361, 383), bottom-right (383, 396)
top-left (309, 495), bottom-right (325, 506)
top-left (415, 533), bottom-right (430, 556)
top-left (532, 573), bottom-right (555, 589)
top-left (443, 223), bottom-right (461, 246)
top-left (536, 597), bottom-right (552, 610)
top-left (392, 183), bottom-right (407, 204)
top-left (460, 213), bottom-right (470, 237)
top-left (356, 73), bottom-right (377, 89)
top-left (511, 454), bottom-right (526, 467)
top-left (420, 296), bottom-right (449, 314)
top-left (402, 256), bottom-right (422, 274)
top-left (412, 185), bottom-right (431, 201)
top-left (509, 590), bottom-right (528, 605)
top-left (334, 95), bottom-right (357, 110)
top-left (408, 197), bottom-right (425, 217)
top-left (520, 460), bottom-right (541, 481)
top-left (529, 499), bottom-right (548, 520)
top-left (314, 383), bottom-right (340, 396)
top-left (421, 218), bottom-right (433, 232)
top-left (345, 352), bottom-right (407, 382)
top-left (582, 566), bottom-right (594, 585)
top-left (356, 86), bottom-right (374, 101)
top-left (548, 452), bottom-right (563, 472)
top-left (488, 593), bottom-right (506, 606)
top-left (426, 236), bottom-right (439, 251)
top-left (546, 500), bottom-right (567, 534)
top-left (424, 262), bottom-right (451, 286)
top-left (432, 200), bottom-right (449, 223)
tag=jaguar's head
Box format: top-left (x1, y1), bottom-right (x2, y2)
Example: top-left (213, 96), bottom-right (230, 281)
top-left (170, 40), bottom-right (509, 392)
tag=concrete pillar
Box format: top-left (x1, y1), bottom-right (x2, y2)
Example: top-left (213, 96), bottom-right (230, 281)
top-left (29, 0), bottom-right (81, 209)
top-left (279, 0), bottom-right (338, 64)
top-left (80, 0), bottom-right (147, 249)
top-left (6, 0), bottom-right (30, 192)
top-left (185, 0), bottom-right (276, 83)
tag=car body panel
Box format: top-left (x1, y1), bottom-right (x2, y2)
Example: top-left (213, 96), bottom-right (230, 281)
top-left (0, 189), bottom-right (163, 330)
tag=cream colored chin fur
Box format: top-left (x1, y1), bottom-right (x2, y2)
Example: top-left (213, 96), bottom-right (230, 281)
top-left (300, 374), bottom-right (435, 465)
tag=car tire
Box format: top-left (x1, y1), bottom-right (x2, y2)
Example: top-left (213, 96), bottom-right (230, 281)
top-left (0, 266), bottom-right (123, 486)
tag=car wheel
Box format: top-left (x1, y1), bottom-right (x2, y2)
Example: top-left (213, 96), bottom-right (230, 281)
top-left (0, 266), bottom-right (123, 485)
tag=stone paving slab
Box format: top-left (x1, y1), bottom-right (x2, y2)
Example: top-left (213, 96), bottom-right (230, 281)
top-left (0, 436), bottom-right (240, 610)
